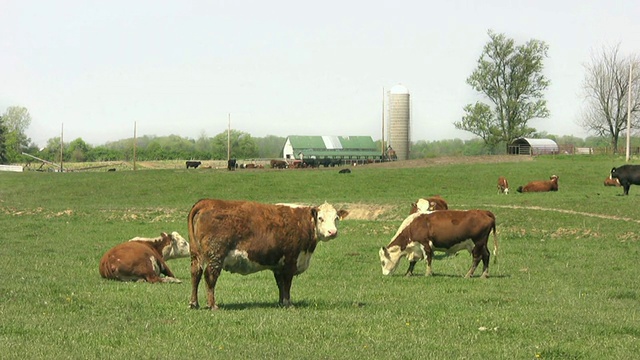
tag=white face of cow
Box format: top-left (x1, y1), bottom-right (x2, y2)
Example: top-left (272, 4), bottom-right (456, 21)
top-left (314, 202), bottom-right (348, 241)
top-left (163, 231), bottom-right (190, 260)
top-left (379, 246), bottom-right (403, 275)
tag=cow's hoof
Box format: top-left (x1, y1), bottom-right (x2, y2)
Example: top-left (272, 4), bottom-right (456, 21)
top-left (189, 303), bottom-right (199, 310)
top-left (204, 305), bottom-right (219, 311)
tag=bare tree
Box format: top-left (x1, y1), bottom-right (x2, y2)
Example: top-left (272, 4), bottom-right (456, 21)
top-left (580, 44), bottom-right (640, 153)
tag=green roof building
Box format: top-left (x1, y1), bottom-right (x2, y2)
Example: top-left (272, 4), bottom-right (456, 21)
top-left (282, 136), bottom-right (382, 163)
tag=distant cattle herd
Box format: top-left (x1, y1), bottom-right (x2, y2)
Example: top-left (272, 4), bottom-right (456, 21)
top-left (97, 161), bottom-right (639, 309)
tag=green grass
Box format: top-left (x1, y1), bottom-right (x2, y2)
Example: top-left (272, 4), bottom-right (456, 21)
top-left (1, 155), bottom-right (640, 359)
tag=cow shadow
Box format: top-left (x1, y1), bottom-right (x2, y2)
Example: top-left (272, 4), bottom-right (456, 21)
top-left (213, 299), bottom-right (367, 311)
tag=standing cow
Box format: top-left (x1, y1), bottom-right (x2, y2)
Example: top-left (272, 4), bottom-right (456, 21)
top-left (610, 165), bottom-right (640, 195)
top-left (270, 159), bottom-right (288, 169)
top-left (497, 176), bottom-right (509, 194)
top-left (99, 232), bottom-right (190, 283)
top-left (517, 175), bottom-right (559, 193)
top-left (186, 161), bottom-right (202, 169)
top-left (187, 199), bottom-right (348, 309)
top-left (379, 210), bottom-right (498, 278)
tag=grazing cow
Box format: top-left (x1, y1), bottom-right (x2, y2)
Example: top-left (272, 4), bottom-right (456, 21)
top-left (604, 177), bottom-right (621, 187)
top-left (379, 210), bottom-right (498, 278)
top-left (516, 175), bottom-right (559, 193)
top-left (497, 176), bottom-right (509, 194)
top-left (99, 232), bottom-right (190, 283)
top-left (107, 168), bottom-right (116, 172)
top-left (187, 199), bottom-right (349, 309)
top-left (227, 159), bottom-right (237, 171)
top-left (186, 161), bottom-right (202, 169)
top-left (410, 196), bottom-right (449, 215)
top-left (610, 165), bottom-right (640, 195)
top-left (338, 168), bottom-right (351, 174)
top-left (270, 159), bottom-right (288, 169)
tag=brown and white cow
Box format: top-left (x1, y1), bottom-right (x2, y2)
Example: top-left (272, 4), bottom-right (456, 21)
top-left (187, 199), bottom-right (348, 309)
top-left (99, 232), bottom-right (190, 283)
top-left (409, 196), bottom-right (448, 214)
top-left (379, 210), bottom-right (498, 278)
top-left (516, 175), bottom-right (559, 193)
top-left (497, 176), bottom-right (509, 194)
top-left (270, 159), bottom-right (288, 169)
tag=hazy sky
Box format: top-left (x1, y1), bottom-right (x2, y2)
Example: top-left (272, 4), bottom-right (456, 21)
top-left (1, 0), bottom-right (638, 147)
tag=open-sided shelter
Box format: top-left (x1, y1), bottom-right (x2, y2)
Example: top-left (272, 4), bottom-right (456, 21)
top-left (508, 138), bottom-right (559, 155)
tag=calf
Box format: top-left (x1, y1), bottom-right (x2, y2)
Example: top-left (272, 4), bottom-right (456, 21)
top-left (517, 175), bottom-right (559, 193)
top-left (99, 232), bottom-right (190, 283)
top-left (610, 165), bottom-right (640, 195)
top-left (379, 210), bottom-right (498, 278)
top-left (338, 168), bottom-right (351, 174)
top-left (187, 199), bottom-right (348, 309)
top-left (227, 159), bottom-right (237, 171)
top-left (186, 161), bottom-right (202, 169)
top-left (497, 176), bottom-right (509, 194)
top-left (409, 196), bottom-right (448, 214)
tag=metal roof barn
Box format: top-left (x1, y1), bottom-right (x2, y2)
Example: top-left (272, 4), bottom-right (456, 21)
top-left (508, 138), bottom-right (559, 155)
top-left (282, 136), bottom-right (381, 161)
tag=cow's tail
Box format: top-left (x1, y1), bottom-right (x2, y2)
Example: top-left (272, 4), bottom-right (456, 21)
top-left (491, 221), bottom-right (498, 264)
top-left (187, 199), bottom-right (207, 251)
top-left (516, 186), bottom-right (523, 193)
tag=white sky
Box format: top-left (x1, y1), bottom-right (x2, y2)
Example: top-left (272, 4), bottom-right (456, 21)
top-left (1, 0), bottom-right (638, 147)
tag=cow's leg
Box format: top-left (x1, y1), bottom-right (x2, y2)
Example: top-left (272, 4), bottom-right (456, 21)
top-left (465, 242), bottom-right (483, 278)
top-left (480, 245), bottom-right (490, 278)
top-left (203, 261), bottom-right (223, 310)
top-left (157, 258), bottom-right (181, 283)
top-left (273, 271), bottom-right (294, 307)
top-left (189, 254), bottom-right (204, 309)
top-left (623, 184), bottom-right (631, 195)
top-left (425, 247), bottom-right (433, 276)
top-left (405, 261), bottom-right (417, 277)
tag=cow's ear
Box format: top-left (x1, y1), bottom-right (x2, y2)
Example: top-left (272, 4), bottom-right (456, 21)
top-left (337, 209), bottom-right (349, 220)
top-left (311, 207), bottom-right (319, 221)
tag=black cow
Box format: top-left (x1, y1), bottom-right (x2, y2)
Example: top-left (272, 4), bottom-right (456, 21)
top-left (610, 165), bottom-right (640, 195)
top-left (227, 159), bottom-right (237, 171)
top-left (338, 168), bottom-right (351, 174)
top-left (186, 161), bottom-right (202, 169)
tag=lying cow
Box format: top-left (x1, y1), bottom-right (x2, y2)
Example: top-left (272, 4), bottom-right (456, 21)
top-left (379, 210), bottom-right (498, 278)
top-left (409, 196), bottom-right (448, 214)
top-left (186, 161), bottom-right (202, 169)
top-left (610, 165), bottom-right (640, 195)
top-left (516, 175), bottom-right (559, 193)
top-left (604, 177), bottom-right (621, 187)
top-left (497, 176), bottom-right (509, 194)
top-left (187, 199), bottom-right (348, 309)
top-left (99, 232), bottom-right (190, 283)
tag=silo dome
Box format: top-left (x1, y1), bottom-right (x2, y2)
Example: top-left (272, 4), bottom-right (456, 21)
top-left (390, 84), bottom-right (410, 95)
top-left (388, 84), bottom-right (410, 161)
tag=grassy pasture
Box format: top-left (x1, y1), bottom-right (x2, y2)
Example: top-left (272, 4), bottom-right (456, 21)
top-left (1, 155), bottom-right (640, 359)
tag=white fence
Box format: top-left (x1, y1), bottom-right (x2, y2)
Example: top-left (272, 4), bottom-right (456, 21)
top-left (0, 165), bottom-right (24, 172)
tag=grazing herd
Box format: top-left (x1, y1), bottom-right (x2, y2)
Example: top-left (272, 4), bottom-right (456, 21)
top-left (98, 162), bottom-right (638, 310)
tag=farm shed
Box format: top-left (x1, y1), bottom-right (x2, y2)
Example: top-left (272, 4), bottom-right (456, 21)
top-left (508, 138), bottom-right (559, 155)
top-left (282, 135), bottom-right (382, 163)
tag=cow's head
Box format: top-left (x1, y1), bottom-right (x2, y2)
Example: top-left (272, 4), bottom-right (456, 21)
top-left (379, 246), bottom-right (403, 275)
top-left (162, 231), bottom-right (190, 259)
top-left (610, 167), bottom-right (618, 179)
top-left (550, 175), bottom-right (559, 181)
top-left (313, 202), bottom-right (349, 241)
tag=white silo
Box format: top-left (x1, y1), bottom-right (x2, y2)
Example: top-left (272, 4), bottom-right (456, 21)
top-left (388, 84), bottom-right (410, 161)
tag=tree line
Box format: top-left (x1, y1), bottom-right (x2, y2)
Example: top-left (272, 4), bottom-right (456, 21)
top-left (2, 30), bottom-right (638, 164)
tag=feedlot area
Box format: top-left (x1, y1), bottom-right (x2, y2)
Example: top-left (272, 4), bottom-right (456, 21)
top-left (1, 155), bottom-right (639, 359)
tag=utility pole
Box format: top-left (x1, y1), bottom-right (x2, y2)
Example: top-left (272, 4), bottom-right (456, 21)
top-left (133, 121), bottom-right (137, 171)
top-left (60, 123), bottom-right (64, 172)
top-left (227, 113), bottom-right (231, 161)
top-left (626, 62), bottom-right (633, 162)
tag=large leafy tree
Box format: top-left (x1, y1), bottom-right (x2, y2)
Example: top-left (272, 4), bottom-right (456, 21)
top-left (455, 30), bottom-right (550, 152)
top-left (2, 106), bottom-right (33, 162)
top-left (579, 44), bottom-right (640, 153)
